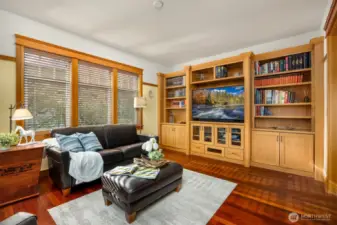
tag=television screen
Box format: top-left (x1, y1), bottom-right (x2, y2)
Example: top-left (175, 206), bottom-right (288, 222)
top-left (192, 86), bottom-right (244, 122)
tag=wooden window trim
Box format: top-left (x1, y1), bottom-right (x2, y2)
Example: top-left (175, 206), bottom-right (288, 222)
top-left (15, 35), bottom-right (144, 139)
top-left (15, 34), bottom-right (143, 75)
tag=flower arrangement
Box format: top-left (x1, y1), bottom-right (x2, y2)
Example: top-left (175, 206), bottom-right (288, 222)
top-left (142, 138), bottom-right (164, 161)
top-left (0, 132), bottom-right (19, 150)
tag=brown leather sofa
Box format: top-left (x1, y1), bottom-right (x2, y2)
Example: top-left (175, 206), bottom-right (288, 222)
top-left (46, 124), bottom-right (157, 196)
top-left (0, 212), bottom-right (38, 225)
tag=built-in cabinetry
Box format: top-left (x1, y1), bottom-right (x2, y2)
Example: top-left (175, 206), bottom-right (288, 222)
top-left (157, 38), bottom-right (324, 179)
top-left (191, 122), bottom-right (245, 163)
top-left (157, 70), bottom-right (190, 153)
top-left (252, 131), bottom-right (314, 174)
top-left (251, 40), bottom-right (323, 178)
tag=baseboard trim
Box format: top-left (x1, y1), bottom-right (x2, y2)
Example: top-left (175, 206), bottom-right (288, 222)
top-left (326, 180), bottom-right (337, 196)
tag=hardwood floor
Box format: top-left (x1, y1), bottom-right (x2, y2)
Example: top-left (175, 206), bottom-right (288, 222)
top-left (0, 150), bottom-right (336, 224)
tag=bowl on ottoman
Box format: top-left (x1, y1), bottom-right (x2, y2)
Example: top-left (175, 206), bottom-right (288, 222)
top-left (101, 162), bottom-right (183, 223)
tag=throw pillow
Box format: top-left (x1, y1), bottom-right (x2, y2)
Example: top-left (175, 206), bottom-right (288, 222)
top-left (77, 132), bottom-right (103, 152)
top-left (55, 133), bottom-right (84, 152)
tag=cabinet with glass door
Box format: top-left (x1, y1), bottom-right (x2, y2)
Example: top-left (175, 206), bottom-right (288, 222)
top-left (229, 126), bottom-right (244, 149)
top-left (215, 125), bottom-right (229, 147)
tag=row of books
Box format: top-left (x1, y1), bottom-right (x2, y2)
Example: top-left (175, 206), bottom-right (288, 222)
top-left (167, 89), bottom-right (186, 98)
top-left (255, 52), bottom-right (311, 75)
top-left (166, 76), bottom-right (186, 86)
top-left (256, 106), bottom-right (272, 116)
top-left (215, 65), bottom-right (228, 78)
top-left (255, 90), bottom-right (296, 104)
top-left (169, 100), bottom-right (185, 108)
top-left (255, 74), bottom-right (305, 87)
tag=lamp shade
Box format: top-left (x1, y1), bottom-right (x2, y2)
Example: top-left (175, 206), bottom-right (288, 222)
top-left (12, 108), bottom-right (33, 121)
top-left (134, 97), bottom-right (147, 108)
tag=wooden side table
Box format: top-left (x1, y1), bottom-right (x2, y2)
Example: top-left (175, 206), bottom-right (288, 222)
top-left (0, 143), bottom-right (44, 207)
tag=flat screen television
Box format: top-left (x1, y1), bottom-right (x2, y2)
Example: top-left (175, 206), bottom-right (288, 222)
top-left (192, 86), bottom-right (244, 123)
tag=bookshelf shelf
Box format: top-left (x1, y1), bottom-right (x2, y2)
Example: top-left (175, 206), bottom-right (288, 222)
top-left (255, 103), bottom-right (311, 106)
top-left (255, 116), bottom-right (312, 119)
top-left (191, 76), bottom-right (244, 85)
top-left (166, 85), bottom-right (186, 90)
top-left (165, 107), bottom-right (186, 110)
top-left (254, 68), bottom-right (311, 78)
top-left (252, 128), bottom-right (314, 134)
top-left (255, 81), bottom-right (311, 89)
top-left (166, 96), bottom-right (186, 100)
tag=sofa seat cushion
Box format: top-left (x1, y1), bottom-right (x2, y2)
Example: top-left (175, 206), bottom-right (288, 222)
top-left (102, 162), bottom-right (183, 203)
top-left (115, 143), bottom-right (143, 160)
top-left (98, 149), bottom-right (124, 165)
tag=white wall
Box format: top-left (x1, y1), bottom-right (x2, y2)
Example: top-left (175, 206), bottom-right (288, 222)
top-left (0, 9), bottom-right (169, 83)
top-left (172, 30), bottom-right (322, 70)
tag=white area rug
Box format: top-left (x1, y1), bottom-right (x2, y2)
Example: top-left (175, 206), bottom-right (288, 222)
top-left (48, 169), bottom-right (236, 225)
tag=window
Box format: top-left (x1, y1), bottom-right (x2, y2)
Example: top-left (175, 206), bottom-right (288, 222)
top-left (24, 48), bottom-right (71, 131)
top-left (78, 61), bottom-right (112, 126)
top-left (118, 71), bottom-right (139, 124)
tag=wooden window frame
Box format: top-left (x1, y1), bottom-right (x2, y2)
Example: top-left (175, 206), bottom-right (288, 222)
top-left (15, 34), bottom-right (144, 137)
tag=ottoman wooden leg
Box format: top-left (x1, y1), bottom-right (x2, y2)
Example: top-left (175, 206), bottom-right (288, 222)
top-left (104, 198), bottom-right (112, 206)
top-left (125, 212), bottom-right (136, 224)
top-left (62, 188), bottom-right (71, 197)
top-left (175, 184), bottom-right (182, 192)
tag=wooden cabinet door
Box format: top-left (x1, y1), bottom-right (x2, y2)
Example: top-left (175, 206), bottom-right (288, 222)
top-left (252, 131), bottom-right (280, 166)
top-left (279, 133), bottom-right (314, 172)
top-left (202, 125), bottom-right (214, 145)
top-left (229, 126), bottom-right (244, 149)
top-left (215, 125), bottom-right (229, 147)
top-left (161, 125), bottom-right (175, 147)
top-left (174, 126), bottom-right (186, 149)
top-left (191, 124), bottom-right (202, 143)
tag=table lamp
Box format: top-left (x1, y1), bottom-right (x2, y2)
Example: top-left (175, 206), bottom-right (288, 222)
top-left (134, 97), bottom-right (147, 134)
top-left (9, 103), bottom-right (33, 133)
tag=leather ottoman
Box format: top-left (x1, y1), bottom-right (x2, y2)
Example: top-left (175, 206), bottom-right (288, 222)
top-left (101, 162), bottom-right (183, 223)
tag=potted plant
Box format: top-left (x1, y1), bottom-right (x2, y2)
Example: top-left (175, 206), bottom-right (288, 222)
top-left (142, 138), bottom-right (164, 161)
top-left (0, 133), bottom-right (19, 150)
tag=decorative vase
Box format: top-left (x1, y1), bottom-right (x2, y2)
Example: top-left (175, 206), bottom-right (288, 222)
top-left (304, 96), bottom-right (310, 102)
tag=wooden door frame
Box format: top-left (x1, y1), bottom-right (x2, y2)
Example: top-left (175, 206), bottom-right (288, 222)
top-left (324, 0), bottom-right (337, 195)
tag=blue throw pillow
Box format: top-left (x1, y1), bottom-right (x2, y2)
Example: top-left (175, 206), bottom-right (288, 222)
top-left (77, 132), bottom-right (103, 152)
top-left (55, 133), bottom-right (84, 152)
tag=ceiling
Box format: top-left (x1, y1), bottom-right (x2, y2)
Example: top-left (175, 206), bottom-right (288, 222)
top-left (0, 0), bottom-right (328, 66)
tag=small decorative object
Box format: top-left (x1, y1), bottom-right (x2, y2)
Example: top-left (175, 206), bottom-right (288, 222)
top-left (0, 133), bottom-right (13, 150)
top-left (141, 138), bottom-right (164, 161)
top-left (233, 72), bottom-right (242, 77)
top-left (303, 89), bottom-right (310, 102)
top-left (134, 155), bottom-right (168, 168)
top-left (169, 111), bottom-right (175, 123)
top-left (15, 126), bottom-right (36, 145)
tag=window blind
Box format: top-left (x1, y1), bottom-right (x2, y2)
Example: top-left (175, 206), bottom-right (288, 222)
top-left (118, 71), bottom-right (138, 124)
top-left (24, 48), bottom-right (72, 131)
top-left (78, 61), bottom-right (112, 126)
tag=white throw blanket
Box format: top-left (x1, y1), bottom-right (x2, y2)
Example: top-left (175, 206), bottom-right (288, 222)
top-left (68, 151), bottom-right (103, 184)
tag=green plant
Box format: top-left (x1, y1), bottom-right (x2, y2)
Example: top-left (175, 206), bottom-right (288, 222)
top-left (148, 149), bottom-right (164, 161)
top-left (0, 133), bottom-right (19, 147)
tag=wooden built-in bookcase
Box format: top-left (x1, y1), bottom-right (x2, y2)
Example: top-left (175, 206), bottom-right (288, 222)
top-left (157, 37), bottom-right (324, 179)
top-left (251, 40), bottom-right (324, 179)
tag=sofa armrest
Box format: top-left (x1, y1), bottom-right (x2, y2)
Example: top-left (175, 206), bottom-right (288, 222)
top-left (138, 135), bottom-right (159, 143)
top-left (46, 148), bottom-right (72, 189)
top-left (1, 212), bottom-right (37, 225)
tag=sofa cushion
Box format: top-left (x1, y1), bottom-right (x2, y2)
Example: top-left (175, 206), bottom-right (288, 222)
top-left (77, 132), bottom-right (103, 152)
top-left (115, 143), bottom-right (143, 160)
top-left (98, 149), bottom-right (124, 165)
top-left (104, 125), bottom-right (139, 148)
top-left (55, 134), bottom-right (84, 152)
top-left (51, 126), bottom-right (107, 149)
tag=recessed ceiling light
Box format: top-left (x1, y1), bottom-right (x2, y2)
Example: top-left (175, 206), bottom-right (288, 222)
top-left (153, 0), bottom-right (164, 10)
